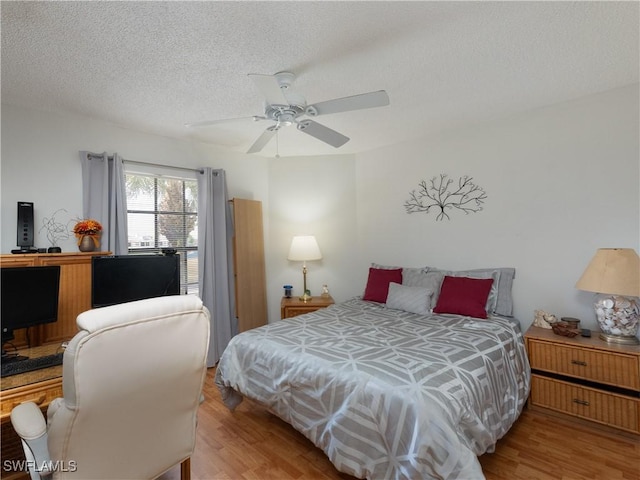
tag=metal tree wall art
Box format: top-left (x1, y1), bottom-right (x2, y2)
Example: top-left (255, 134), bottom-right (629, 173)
top-left (404, 174), bottom-right (487, 221)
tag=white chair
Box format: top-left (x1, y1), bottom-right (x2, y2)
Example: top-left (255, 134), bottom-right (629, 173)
top-left (10, 295), bottom-right (210, 480)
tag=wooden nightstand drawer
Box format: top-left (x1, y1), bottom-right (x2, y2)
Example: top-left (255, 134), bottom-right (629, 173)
top-left (528, 339), bottom-right (640, 391)
top-left (281, 296), bottom-right (334, 319)
top-left (284, 307), bottom-right (318, 318)
top-left (531, 375), bottom-right (640, 434)
top-left (525, 326), bottom-right (640, 435)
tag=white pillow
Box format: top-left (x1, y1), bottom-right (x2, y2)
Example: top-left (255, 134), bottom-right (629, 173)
top-left (386, 282), bottom-right (432, 316)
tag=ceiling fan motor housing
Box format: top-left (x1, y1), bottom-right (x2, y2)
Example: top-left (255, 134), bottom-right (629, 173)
top-left (265, 105), bottom-right (305, 126)
top-left (274, 71), bottom-right (295, 89)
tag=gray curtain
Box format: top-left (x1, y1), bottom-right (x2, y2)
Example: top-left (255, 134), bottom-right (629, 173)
top-left (197, 168), bottom-right (237, 366)
top-left (79, 152), bottom-right (128, 255)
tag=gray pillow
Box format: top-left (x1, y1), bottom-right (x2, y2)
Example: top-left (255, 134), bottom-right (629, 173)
top-left (372, 263), bottom-right (423, 274)
top-left (403, 271), bottom-right (444, 308)
top-left (386, 282), bottom-right (432, 315)
top-left (371, 264), bottom-right (443, 308)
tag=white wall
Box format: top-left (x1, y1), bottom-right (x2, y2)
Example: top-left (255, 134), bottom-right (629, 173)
top-left (0, 104), bottom-right (269, 257)
top-left (353, 84), bottom-right (639, 332)
top-left (266, 154), bottom-right (358, 322)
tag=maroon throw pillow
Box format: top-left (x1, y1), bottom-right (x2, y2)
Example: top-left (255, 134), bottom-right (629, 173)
top-left (363, 268), bottom-right (402, 303)
top-left (433, 276), bottom-right (494, 319)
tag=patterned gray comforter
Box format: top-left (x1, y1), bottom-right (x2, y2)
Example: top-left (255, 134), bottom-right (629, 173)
top-left (215, 297), bottom-right (531, 479)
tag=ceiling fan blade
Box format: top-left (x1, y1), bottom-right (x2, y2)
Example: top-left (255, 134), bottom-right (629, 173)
top-left (185, 116), bottom-right (265, 128)
top-left (248, 73), bottom-right (290, 106)
top-left (297, 120), bottom-right (349, 148)
top-left (305, 90), bottom-right (389, 117)
top-left (247, 126), bottom-right (277, 154)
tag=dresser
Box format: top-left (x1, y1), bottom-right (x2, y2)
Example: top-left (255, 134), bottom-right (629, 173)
top-left (525, 326), bottom-right (640, 434)
top-left (281, 296), bottom-right (335, 319)
top-left (1, 344), bottom-right (63, 480)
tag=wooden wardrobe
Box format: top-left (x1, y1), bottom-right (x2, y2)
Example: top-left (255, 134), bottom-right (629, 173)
top-left (231, 198), bottom-right (268, 331)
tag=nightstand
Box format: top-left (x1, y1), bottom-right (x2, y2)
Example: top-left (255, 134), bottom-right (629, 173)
top-left (281, 296), bottom-right (335, 319)
top-left (524, 325), bottom-right (640, 434)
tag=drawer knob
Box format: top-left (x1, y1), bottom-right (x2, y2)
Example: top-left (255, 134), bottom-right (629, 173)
top-left (571, 360), bottom-right (587, 366)
top-left (573, 398), bottom-right (590, 406)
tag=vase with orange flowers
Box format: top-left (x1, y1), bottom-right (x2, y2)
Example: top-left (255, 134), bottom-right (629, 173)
top-left (73, 219), bottom-right (102, 252)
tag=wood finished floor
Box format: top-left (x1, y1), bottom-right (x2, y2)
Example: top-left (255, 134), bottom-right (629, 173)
top-left (158, 368), bottom-right (640, 480)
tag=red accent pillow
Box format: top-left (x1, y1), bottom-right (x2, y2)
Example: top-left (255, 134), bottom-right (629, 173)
top-left (363, 268), bottom-right (402, 303)
top-left (433, 276), bottom-right (494, 319)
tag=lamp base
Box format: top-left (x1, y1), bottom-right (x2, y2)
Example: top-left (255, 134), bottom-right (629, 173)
top-left (594, 294), bottom-right (639, 344)
top-left (299, 291), bottom-right (312, 303)
top-left (598, 332), bottom-right (639, 345)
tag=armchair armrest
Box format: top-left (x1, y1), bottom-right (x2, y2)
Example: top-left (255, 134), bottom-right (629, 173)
top-left (10, 402), bottom-right (52, 480)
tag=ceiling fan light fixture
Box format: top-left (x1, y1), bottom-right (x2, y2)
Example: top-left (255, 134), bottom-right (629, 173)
top-left (278, 117), bottom-right (294, 127)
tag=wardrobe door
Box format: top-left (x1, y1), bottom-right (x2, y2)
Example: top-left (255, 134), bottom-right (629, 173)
top-left (232, 198), bottom-right (267, 331)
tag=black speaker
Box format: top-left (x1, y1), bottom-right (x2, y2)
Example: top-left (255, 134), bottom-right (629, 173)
top-left (16, 201), bottom-right (34, 248)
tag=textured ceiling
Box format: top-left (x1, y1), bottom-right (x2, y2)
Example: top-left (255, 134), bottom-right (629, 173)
top-left (2, 1), bottom-right (638, 158)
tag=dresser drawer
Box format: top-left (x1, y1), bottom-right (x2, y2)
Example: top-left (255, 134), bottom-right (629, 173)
top-left (528, 339), bottom-right (640, 391)
top-left (0, 378), bottom-right (62, 420)
top-left (531, 375), bottom-right (640, 434)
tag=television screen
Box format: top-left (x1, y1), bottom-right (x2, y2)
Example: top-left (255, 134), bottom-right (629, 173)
top-left (91, 254), bottom-right (180, 308)
top-left (1, 266), bottom-right (61, 344)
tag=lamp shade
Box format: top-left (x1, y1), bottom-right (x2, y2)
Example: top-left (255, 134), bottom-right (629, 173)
top-left (287, 235), bottom-right (322, 262)
top-left (575, 248), bottom-right (640, 297)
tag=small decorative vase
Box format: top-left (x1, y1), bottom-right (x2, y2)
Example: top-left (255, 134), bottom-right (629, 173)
top-left (78, 235), bottom-right (96, 252)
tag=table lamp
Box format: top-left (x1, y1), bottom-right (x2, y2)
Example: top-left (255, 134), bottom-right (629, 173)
top-left (287, 235), bottom-right (322, 302)
top-left (575, 248), bottom-right (640, 344)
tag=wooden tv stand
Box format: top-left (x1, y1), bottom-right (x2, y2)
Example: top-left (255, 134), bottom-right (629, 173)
top-left (1, 251), bottom-right (108, 480)
top-left (0, 252), bottom-right (109, 347)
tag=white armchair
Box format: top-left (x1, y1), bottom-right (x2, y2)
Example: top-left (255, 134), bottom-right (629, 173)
top-left (10, 295), bottom-right (210, 480)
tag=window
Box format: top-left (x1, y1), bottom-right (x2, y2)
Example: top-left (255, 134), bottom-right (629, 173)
top-left (125, 170), bottom-right (198, 295)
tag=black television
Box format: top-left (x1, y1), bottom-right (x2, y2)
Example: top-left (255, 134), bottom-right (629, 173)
top-left (91, 254), bottom-right (180, 308)
top-left (1, 266), bottom-right (61, 356)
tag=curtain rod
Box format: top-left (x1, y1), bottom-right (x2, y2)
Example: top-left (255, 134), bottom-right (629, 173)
top-left (124, 159), bottom-right (204, 174)
top-left (87, 153), bottom-right (203, 174)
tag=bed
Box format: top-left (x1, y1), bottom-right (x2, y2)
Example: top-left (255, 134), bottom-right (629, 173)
top-left (215, 265), bottom-right (531, 479)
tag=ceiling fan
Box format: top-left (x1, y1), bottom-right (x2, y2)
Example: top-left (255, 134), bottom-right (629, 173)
top-left (186, 71), bottom-right (390, 154)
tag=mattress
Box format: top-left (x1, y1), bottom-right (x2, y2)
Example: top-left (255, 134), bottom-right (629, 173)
top-left (215, 297), bottom-right (531, 479)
